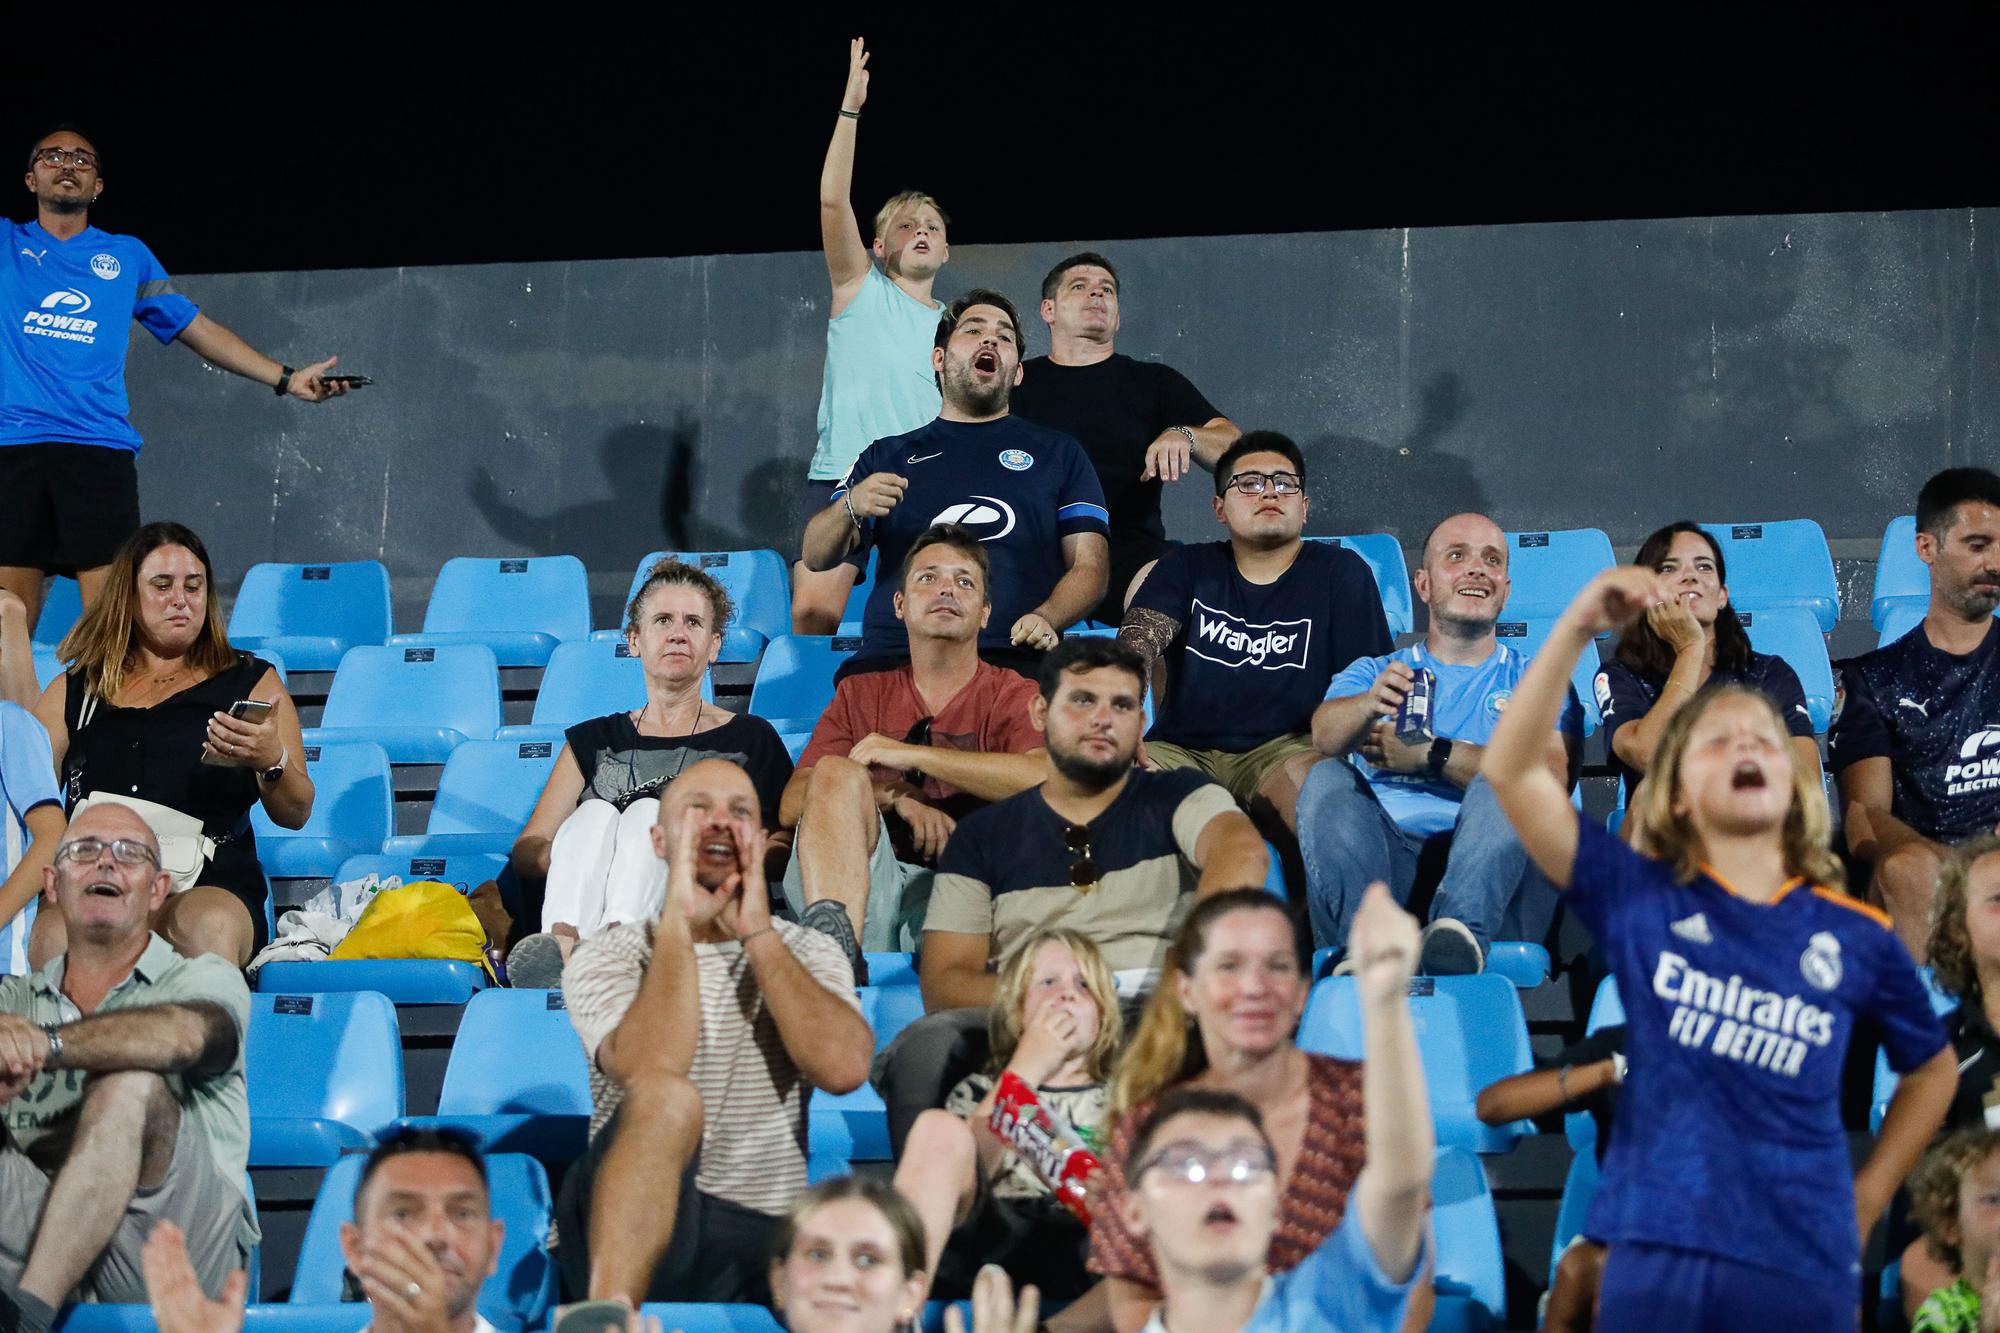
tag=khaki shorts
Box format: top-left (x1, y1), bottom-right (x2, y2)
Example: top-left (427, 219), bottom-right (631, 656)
top-left (0, 1100), bottom-right (249, 1304)
top-left (1143, 733), bottom-right (1320, 809)
top-left (781, 811), bottom-right (935, 954)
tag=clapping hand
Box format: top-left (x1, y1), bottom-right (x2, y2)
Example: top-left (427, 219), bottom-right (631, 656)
top-left (144, 1221), bottom-right (248, 1333)
top-left (945, 1264), bottom-right (1039, 1333)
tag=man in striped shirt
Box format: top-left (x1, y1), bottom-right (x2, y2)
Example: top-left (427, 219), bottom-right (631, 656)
top-left (558, 758), bottom-right (871, 1309)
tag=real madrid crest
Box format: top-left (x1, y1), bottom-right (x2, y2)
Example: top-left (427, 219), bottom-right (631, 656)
top-left (1800, 931), bottom-right (1842, 992)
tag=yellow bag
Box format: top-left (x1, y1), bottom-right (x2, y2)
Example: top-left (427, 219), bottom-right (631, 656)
top-left (330, 881), bottom-right (496, 979)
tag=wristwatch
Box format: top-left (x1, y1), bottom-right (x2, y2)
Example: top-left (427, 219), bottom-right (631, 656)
top-left (1426, 737), bottom-right (1453, 777)
top-left (258, 745), bottom-right (289, 785)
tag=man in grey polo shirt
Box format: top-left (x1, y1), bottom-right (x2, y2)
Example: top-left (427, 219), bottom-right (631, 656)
top-left (0, 803), bottom-right (253, 1332)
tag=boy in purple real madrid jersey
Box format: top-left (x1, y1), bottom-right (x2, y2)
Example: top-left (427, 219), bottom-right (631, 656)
top-left (1483, 564), bottom-right (1956, 1330)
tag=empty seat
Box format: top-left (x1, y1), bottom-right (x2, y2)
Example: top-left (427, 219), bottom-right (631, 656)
top-left (257, 958), bottom-right (491, 1005)
top-left (749, 634), bottom-right (864, 734)
top-left (1310, 942), bottom-right (1550, 990)
top-left (400, 988), bottom-right (592, 1161)
top-left (497, 637), bottom-right (711, 742)
top-left (1492, 618), bottom-right (1604, 736)
top-left (246, 991), bottom-right (404, 1166)
top-left (1296, 974), bottom-right (1532, 1153)
top-left (390, 555), bottom-right (589, 668)
top-left (809, 985), bottom-right (926, 1168)
top-left (251, 741), bottom-right (393, 880)
top-left (1500, 528), bottom-right (1615, 621)
top-left (1433, 1146), bottom-right (1506, 1328)
top-left (1736, 606), bottom-right (1835, 731)
top-left (1872, 515), bottom-right (1926, 630)
top-left (1697, 519), bottom-right (1839, 632)
top-left (382, 738), bottom-right (560, 858)
top-left (1878, 601), bottom-right (1924, 647)
top-left (227, 561), bottom-right (392, 672)
top-left (31, 575), bottom-right (80, 647)
top-left (332, 850), bottom-right (508, 893)
top-left (291, 1151), bottom-right (556, 1329)
top-left (839, 549), bottom-right (879, 636)
top-left (309, 644), bottom-right (501, 764)
top-left (637, 1307), bottom-right (784, 1333)
top-left (1308, 533), bottom-right (1413, 636)
top-left (603, 549), bottom-right (788, 662)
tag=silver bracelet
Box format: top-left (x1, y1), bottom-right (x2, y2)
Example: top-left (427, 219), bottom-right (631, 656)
top-left (1169, 424), bottom-right (1198, 449)
top-left (842, 491), bottom-right (862, 529)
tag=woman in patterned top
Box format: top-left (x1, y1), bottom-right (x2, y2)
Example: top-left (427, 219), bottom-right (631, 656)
top-left (1908, 1127), bottom-right (2000, 1332)
top-left (893, 927), bottom-right (1122, 1301)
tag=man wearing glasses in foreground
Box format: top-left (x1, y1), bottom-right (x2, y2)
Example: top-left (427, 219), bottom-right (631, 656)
top-left (0, 804), bottom-right (253, 1333)
top-left (1118, 432), bottom-right (1392, 835)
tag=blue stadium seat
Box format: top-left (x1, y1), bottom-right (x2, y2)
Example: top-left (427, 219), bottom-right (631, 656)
top-left (1296, 974), bottom-right (1533, 1153)
top-left (381, 738), bottom-right (560, 858)
top-left (809, 984), bottom-right (926, 1169)
top-left (1698, 519), bottom-right (1839, 632)
top-left (864, 951), bottom-right (919, 988)
top-left (399, 988), bottom-right (592, 1161)
top-left (54, 1308), bottom-right (353, 1333)
top-left (246, 991), bottom-right (403, 1166)
top-left (1870, 969), bottom-right (1957, 1131)
top-left (601, 548), bottom-right (788, 662)
top-left (332, 850), bottom-right (508, 894)
top-left (497, 637), bottom-right (711, 742)
top-left (31, 575), bottom-right (80, 647)
top-left (291, 1152), bottom-right (556, 1330)
top-left (779, 731), bottom-right (811, 762)
top-left (32, 643), bottom-right (61, 691)
top-left (839, 550), bottom-right (879, 636)
top-left (251, 741), bottom-right (393, 880)
top-left (1309, 941), bottom-right (1550, 990)
top-left (228, 561), bottom-right (392, 673)
top-left (1736, 606), bottom-right (1834, 731)
top-left (1492, 618), bottom-right (1604, 736)
top-left (1872, 515), bottom-right (1926, 631)
top-left (1876, 601), bottom-right (1995, 648)
top-left (637, 1307), bottom-right (784, 1333)
top-left (257, 959), bottom-right (491, 1005)
top-left (1548, 1150), bottom-right (1600, 1291)
top-left (1500, 528), bottom-right (1616, 622)
top-left (390, 555), bottom-right (589, 668)
top-left (749, 634), bottom-right (864, 734)
top-left (309, 644), bottom-right (501, 764)
top-left (1586, 975), bottom-right (1624, 1034)
top-left (1310, 533), bottom-right (1414, 636)
top-left (1432, 1147), bottom-right (1506, 1329)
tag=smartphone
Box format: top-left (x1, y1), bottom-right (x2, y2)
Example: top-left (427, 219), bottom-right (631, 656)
top-left (322, 374), bottom-right (373, 389)
top-left (199, 699), bottom-right (275, 767)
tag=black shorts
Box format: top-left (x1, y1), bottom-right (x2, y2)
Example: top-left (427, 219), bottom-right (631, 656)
top-left (0, 443), bottom-right (142, 573)
top-left (933, 1176), bottom-right (1092, 1301)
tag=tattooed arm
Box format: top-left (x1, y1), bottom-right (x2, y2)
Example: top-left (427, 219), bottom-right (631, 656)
top-left (1117, 608), bottom-right (1182, 679)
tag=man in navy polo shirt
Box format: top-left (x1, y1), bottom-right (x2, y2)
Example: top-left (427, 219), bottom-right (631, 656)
top-left (800, 289), bottom-right (1110, 675)
top-left (1119, 432), bottom-right (1391, 834)
top-left (1, 127), bottom-right (357, 631)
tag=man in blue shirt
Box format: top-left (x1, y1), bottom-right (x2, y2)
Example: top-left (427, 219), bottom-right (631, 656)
top-left (801, 290), bottom-right (1110, 675)
top-left (1119, 431), bottom-right (1391, 835)
top-left (1, 127), bottom-right (356, 632)
top-left (0, 702), bottom-right (62, 975)
top-left (1298, 512), bottom-right (1582, 972)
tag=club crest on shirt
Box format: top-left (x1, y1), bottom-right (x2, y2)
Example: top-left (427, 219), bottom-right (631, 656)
top-left (998, 449), bottom-right (1034, 471)
top-left (1485, 689), bottom-right (1511, 719)
top-left (1594, 671), bottom-right (1613, 716)
top-left (1800, 931), bottom-right (1842, 992)
top-left (89, 253), bottom-right (120, 280)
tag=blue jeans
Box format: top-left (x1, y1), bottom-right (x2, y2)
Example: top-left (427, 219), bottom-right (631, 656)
top-left (1297, 759), bottom-right (1555, 956)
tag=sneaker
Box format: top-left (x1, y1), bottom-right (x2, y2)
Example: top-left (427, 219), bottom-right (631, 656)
top-left (1329, 954), bottom-right (1358, 977)
top-left (507, 932), bottom-right (567, 991)
top-left (1417, 918), bottom-right (1485, 975)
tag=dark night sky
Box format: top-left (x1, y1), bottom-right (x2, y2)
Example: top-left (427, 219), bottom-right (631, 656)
top-left (4, 18), bottom-right (1995, 275)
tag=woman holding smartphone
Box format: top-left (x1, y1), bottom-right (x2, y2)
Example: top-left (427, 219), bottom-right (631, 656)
top-left (33, 521), bottom-right (312, 966)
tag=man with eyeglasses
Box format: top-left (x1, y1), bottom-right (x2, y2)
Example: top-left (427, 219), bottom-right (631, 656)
top-left (1299, 512), bottom-right (1583, 975)
top-left (1009, 252), bottom-right (1239, 626)
top-left (0, 803), bottom-right (254, 1333)
top-left (2, 126), bottom-right (356, 632)
top-left (778, 524), bottom-right (1050, 976)
top-left (1119, 431), bottom-right (1392, 836)
top-left (1114, 885), bottom-right (1430, 1333)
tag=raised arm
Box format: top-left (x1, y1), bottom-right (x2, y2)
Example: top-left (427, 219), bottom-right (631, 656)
top-left (1482, 568), bottom-right (1668, 889)
top-left (1346, 883), bottom-right (1431, 1283)
top-left (512, 745), bottom-right (589, 880)
top-left (803, 471), bottom-right (907, 572)
top-left (594, 813), bottom-right (704, 1084)
top-left (1607, 603), bottom-right (1709, 775)
top-left (820, 38), bottom-right (876, 314)
top-left (175, 315), bottom-right (348, 403)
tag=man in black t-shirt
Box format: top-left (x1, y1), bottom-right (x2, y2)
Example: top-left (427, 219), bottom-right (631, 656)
top-left (1831, 467), bottom-right (2000, 956)
top-left (1010, 253), bottom-right (1238, 624)
top-left (1119, 432), bottom-right (1392, 835)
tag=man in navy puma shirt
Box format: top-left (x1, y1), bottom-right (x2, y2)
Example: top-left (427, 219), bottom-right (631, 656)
top-left (801, 289), bottom-right (1109, 675)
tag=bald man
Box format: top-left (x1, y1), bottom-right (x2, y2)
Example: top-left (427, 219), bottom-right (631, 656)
top-left (1299, 512), bottom-right (1584, 973)
top-left (557, 758), bottom-right (871, 1309)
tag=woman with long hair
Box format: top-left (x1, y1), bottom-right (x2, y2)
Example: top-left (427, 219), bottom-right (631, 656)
top-left (31, 521), bottom-right (313, 965)
top-left (1483, 564), bottom-right (1955, 1329)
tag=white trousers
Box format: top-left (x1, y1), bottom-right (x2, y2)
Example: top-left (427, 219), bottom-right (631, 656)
top-left (541, 797), bottom-right (667, 938)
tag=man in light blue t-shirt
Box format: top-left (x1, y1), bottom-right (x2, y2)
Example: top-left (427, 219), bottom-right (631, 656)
top-left (1300, 513), bottom-right (1582, 972)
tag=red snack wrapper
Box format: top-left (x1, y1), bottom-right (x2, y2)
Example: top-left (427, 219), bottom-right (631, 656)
top-left (988, 1070), bottom-right (1102, 1224)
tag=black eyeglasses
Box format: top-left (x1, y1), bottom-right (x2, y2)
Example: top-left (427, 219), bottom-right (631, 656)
top-left (1222, 470), bottom-right (1303, 497)
top-left (30, 147), bottom-right (97, 171)
top-left (1064, 824), bottom-right (1099, 893)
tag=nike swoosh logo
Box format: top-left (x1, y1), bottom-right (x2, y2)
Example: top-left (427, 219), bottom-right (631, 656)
top-left (907, 452), bottom-right (943, 464)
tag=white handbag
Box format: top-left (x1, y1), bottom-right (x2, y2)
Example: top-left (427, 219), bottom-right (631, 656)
top-left (72, 689), bottom-right (215, 894)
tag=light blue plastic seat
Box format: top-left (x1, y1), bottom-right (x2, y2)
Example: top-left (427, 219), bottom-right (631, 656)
top-left (1297, 974), bottom-right (1532, 1153)
top-left (228, 561), bottom-right (392, 672)
top-left (1492, 617), bottom-right (1604, 736)
top-left (497, 637), bottom-right (711, 742)
top-left (382, 738), bottom-right (560, 859)
top-left (1310, 943), bottom-right (1549, 989)
top-left (838, 550), bottom-right (879, 636)
top-left (251, 741), bottom-right (393, 880)
top-left (1877, 601), bottom-right (1996, 649)
top-left (636, 1307), bottom-right (784, 1333)
top-left (1307, 533), bottom-right (1413, 636)
top-left (390, 555), bottom-right (590, 668)
top-left (256, 959), bottom-right (491, 1005)
top-left (1548, 1150), bottom-right (1601, 1290)
top-left (599, 549), bottom-right (788, 661)
top-left (1872, 515), bottom-right (1926, 631)
top-left (332, 850), bottom-right (508, 894)
top-left (864, 952), bottom-right (919, 988)
top-left (1500, 528), bottom-right (1616, 621)
top-left (291, 1152), bottom-right (556, 1330)
top-left (246, 991), bottom-right (404, 1167)
top-left (308, 644), bottom-right (500, 764)
top-left (32, 643), bottom-right (62, 691)
top-left (57, 1307), bottom-right (375, 1332)
top-left (749, 634), bottom-right (864, 734)
top-left (1870, 969), bottom-right (1957, 1131)
top-left (809, 985), bottom-right (925, 1170)
top-left (31, 575), bottom-right (80, 647)
top-left (1735, 606), bottom-right (1834, 731)
top-left (398, 988), bottom-right (592, 1162)
top-left (1697, 519), bottom-right (1839, 632)
top-left (1432, 1146), bottom-right (1506, 1328)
